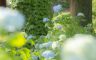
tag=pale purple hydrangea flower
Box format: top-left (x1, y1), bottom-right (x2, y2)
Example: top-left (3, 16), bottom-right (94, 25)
top-left (39, 42), bottom-right (52, 49)
top-left (42, 50), bottom-right (55, 59)
top-left (57, 25), bottom-right (63, 29)
top-left (53, 4), bottom-right (62, 13)
top-left (27, 35), bottom-right (34, 40)
top-left (43, 18), bottom-right (49, 22)
top-left (54, 24), bottom-right (63, 30)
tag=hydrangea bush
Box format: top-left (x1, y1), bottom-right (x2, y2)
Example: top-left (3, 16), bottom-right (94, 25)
top-left (29, 12), bottom-right (91, 60)
top-left (0, 0), bottom-right (95, 60)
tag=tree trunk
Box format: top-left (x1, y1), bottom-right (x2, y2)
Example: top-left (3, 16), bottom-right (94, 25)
top-left (69, 0), bottom-right (78, 16)
top-left (0, 0), bottom-right (6, 7)
top-left (78, 0), bottom-right (92, 23)
top-left (69, 0), bottom-right (92, 26)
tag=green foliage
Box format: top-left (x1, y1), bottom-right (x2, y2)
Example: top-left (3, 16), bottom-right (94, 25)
top-left (28, 12), bottom-right (91, 60)
top-left (92, 0), bottom-right (96, 16)
top-left (51, 12), bottom-right (89, 37)
top-left (10, 0), bottom-right (53, 36)
top-left (92, 0), bottom-right (96, 33)
top-left (0, 32), bottom-right (31, 60)
top-left (3, 1), bottom-right (94, 60)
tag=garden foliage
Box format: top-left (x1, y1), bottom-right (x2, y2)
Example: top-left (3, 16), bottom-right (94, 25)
top-left (10, 0), bottom-right (53, 36)
top-left (92, 0), bottom-right (96, 33)
top-left (0, 0), bottom-right (95, 60)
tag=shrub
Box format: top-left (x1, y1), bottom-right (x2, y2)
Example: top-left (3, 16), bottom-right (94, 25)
top-left (51, 12), bottom-right (88, 37)
top-left (10, 0), bottom-right (53, 37)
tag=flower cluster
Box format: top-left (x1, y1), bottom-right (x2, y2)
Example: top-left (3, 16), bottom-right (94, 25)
top-left (43, 18), bottom-right (49, 23)
top-left (0, 7), bottom-right (25, 32)
top-left (0, 1), bottom-right (94, 60)
top-left (42, 50), bottom-right (55, 59)
top-left (62, 34), bottom-right (96, 60)
top-left (53, 4), bottom-right (62, 13)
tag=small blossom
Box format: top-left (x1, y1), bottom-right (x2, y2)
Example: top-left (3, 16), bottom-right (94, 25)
top-left (59, 34), bottom-right (66, 41)
top-left (43, 18), bottom-right (49, 22)
top-left (53, 4), bottom-right (62, 13)
top-left (57, 25), bottom-right (63, 29)
top-left (77, 12), bottom-right (85, 17)
top-left (42, 50), bottom-right (55, 59)
top-left (39, 42), bottom-right (52, 49)
top-left (52, 41), bottom-right (60, 50)
top-left (27, 35), bottom-right (34, 40)
top-left (54, 24), bottom-right (63, 30)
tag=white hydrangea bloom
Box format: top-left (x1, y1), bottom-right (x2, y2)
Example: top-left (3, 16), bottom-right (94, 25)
top-left (77, 12), bottom-right (85, 17)
top-left (42, 50), bottom-right (55, 59)
top-left (43, 18), bottom-right (49, 22)
top-left (39, 42), bottom-right (52, 49)
top-left (62, 34), bottom-right (96, 60)
top-left (52, 41), bottom-right (60, 50)
top-left (0, 7), bottom-right (25, 32)
top-left (53, 4), bottom-right (62, 13)
top-left (59, 34), bottom-right (66, 41)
